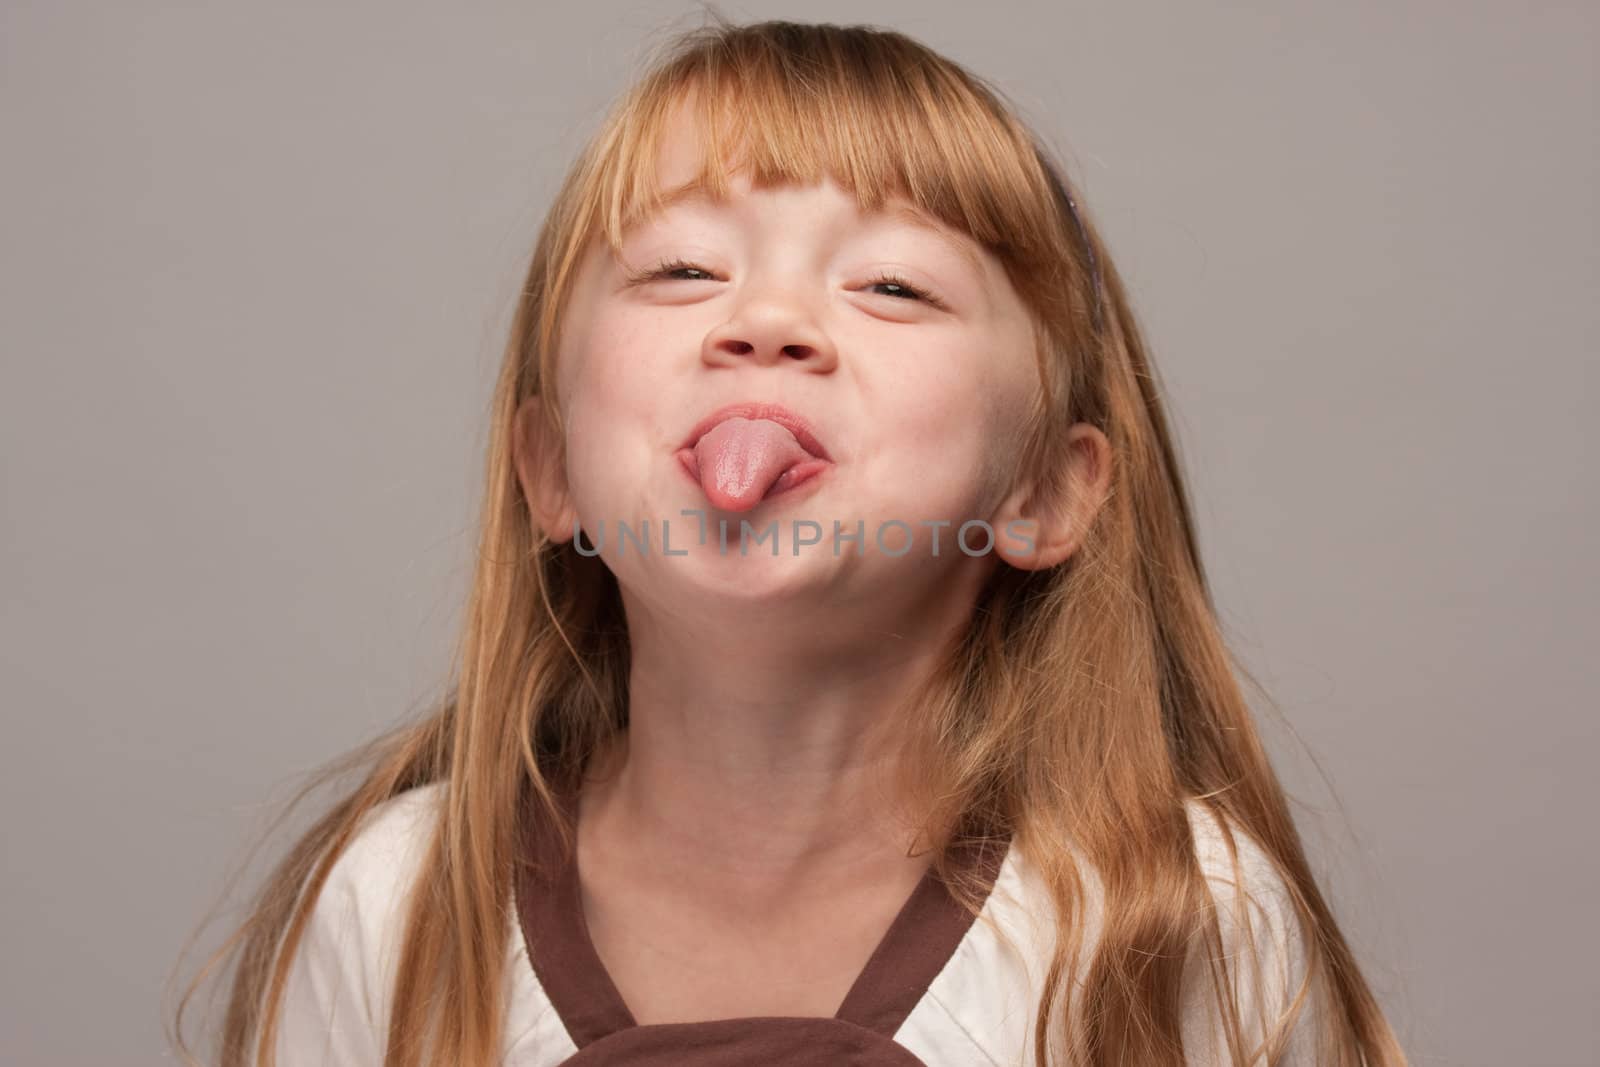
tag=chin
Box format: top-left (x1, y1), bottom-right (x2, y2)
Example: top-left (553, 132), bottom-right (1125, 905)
top-left (650, 538), bottom-right (842, 605)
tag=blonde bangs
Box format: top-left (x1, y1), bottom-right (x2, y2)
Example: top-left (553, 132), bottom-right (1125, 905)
top-left (586, 31), bottom-right (1070, 279)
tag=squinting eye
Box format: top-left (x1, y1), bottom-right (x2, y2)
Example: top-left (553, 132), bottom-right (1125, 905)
top-left (624, 257), bottom-right (716, 284)
top-left (624, 258), bottom-right (948, 311)
top-left (864, 272), bottom-right (942, 307)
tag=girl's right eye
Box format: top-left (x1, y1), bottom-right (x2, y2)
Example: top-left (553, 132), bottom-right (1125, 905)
top-left (624, 257), bottom-right (716, 284)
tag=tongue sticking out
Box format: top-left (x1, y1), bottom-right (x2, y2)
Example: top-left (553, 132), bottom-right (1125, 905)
top-left (690, 417), bottom-right (819, 512)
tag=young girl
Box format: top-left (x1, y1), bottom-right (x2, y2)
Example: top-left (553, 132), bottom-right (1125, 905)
top-left (174, 16), bottom-right (1406, 1067)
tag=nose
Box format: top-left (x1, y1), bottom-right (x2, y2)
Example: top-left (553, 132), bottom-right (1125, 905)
top-left (701, 293), bottom-right (839, 373)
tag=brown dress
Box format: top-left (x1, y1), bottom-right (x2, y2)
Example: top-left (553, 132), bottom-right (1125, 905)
top-left (271, 780), bottom-right (1325, 1065)
top-left (512, 777), bottom-right (1011, 1064)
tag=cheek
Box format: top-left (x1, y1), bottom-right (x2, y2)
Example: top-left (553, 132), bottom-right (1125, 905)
top-left (565, 312), bottom-right (662, 414)
top-left (858, 355), bottom-right (1016, 520)
top-left (558, 311), bottom-right (683, 523)
top-left (556, 248), bottom-right (679, 406)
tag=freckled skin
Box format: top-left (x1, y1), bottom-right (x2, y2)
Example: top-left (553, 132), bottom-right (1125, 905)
top-left (507, 95), bottom-right (1113, 1026)
top-left (549, 122), bottom-right (1043, 614)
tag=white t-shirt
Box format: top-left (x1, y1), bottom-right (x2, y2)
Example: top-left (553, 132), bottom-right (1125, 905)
top-left (274, 780), bottom-right (1329, 1065)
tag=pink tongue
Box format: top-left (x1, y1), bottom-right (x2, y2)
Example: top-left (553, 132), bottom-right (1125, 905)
top-left (693, 417), bottom-right (812, 512)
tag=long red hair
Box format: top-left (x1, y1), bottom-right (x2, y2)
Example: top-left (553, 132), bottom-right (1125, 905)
top-left (171, 15), bottom-right (1406, 1065)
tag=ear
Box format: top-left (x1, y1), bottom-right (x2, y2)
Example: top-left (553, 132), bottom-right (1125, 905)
top-left (511, 394), bottom-right (577, 544)
top-left (991, 422), bottom-right (1113, 570)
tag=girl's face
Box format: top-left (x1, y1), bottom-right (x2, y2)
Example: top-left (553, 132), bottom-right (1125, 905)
top-left (537, 102), bottom-right (1050, 614)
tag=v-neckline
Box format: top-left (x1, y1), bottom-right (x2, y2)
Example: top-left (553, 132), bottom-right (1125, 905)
top-left (511, 772), bottom-right (1012, 1049)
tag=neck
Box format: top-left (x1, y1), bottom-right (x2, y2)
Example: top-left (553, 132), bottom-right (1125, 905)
top-left (579, 560), bottom-right (989, 907)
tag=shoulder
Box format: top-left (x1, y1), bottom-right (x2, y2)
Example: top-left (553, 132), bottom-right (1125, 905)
top-left (310, 780), bottom-right (446, 961)
top-left (1180, 799), bottom-right (1332, 1064)
top-left (909, 805), bottom-right (1335, 1066)
top-left (272, 781), bottom-right (447, 1065)
top-left (1184, 799), bottom-right (1297, 923)
top-left (325, 780), bottom-right (447, 911)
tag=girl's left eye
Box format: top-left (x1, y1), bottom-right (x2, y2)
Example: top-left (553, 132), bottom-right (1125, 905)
top-left (625, 258), bottom-right (946, 310)
top-left (862, 272), bottom-right (943, 308)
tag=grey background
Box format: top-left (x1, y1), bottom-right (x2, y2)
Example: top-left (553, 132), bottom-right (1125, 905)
top-left (2, 2), bottom-right (1593, 1064)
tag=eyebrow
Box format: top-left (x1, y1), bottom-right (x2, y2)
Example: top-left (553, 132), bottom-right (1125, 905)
top-left (879, 203), bottom-right (986, 279)
top-left (642, 179), bottom-right (986, 279)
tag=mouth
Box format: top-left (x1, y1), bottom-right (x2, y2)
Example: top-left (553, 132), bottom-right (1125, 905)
top-left (676, 402), bottom-right (834, 513)
top-left (678, 402), bottom-right (832, 459)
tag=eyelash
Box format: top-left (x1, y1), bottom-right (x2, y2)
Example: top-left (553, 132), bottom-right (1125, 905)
top-left (625, 256), bottom-right (948, 310)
